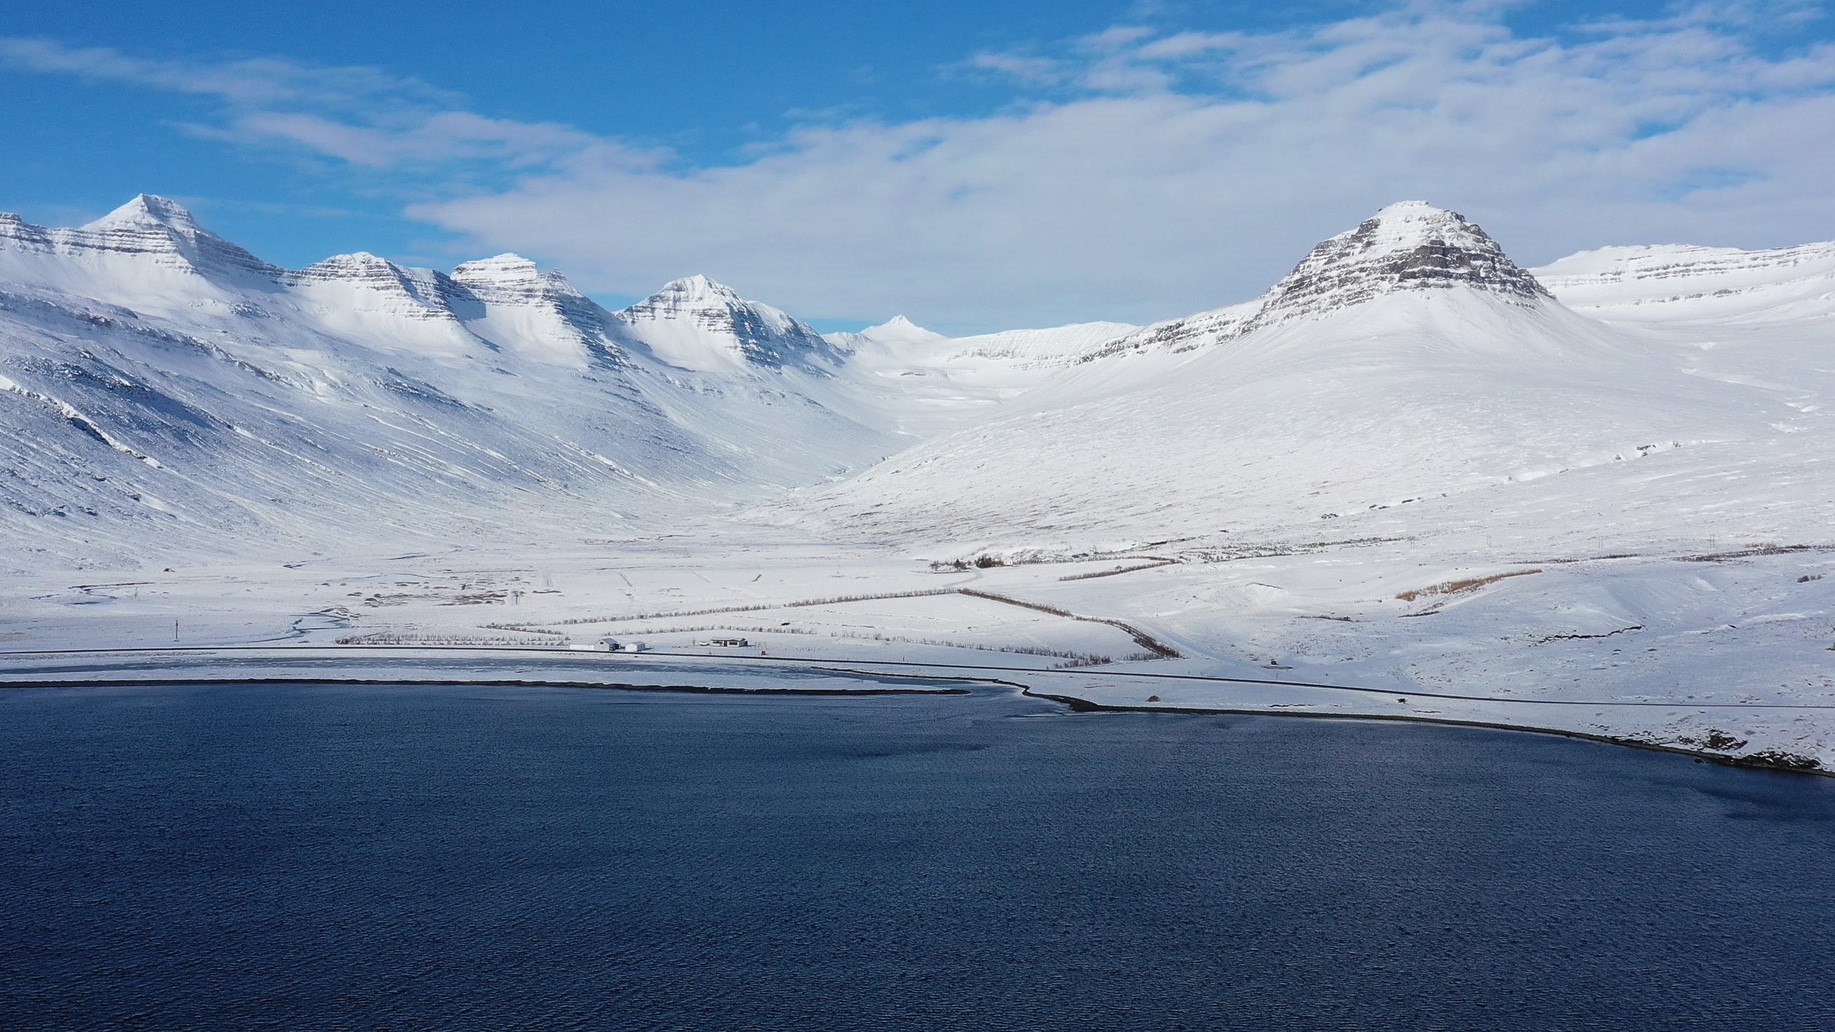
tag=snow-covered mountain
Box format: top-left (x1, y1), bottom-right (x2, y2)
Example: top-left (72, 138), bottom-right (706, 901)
top-left (614, 274), bottom-right (844, 373)
top-left (3, 193), bottom-right (1831, 574)
top-left (1059, 201), bottom-right (1543, 366)
top-left (1247, 200), bottom-right (1549, 326)
top-left (6, 193), bottom-right (1834, 767)
top-left (0, 196), bottom-right (900, 571)
top-left (1534, 240), bottom-right (1835, 322)
top-left (771, 201), bottom-right (1821, 555)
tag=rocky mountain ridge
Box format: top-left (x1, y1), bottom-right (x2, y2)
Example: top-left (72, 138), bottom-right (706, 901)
top-left (1050, 201), bottom-right (1552, 363)
top-left (1533, 239), bottom-right (1835, 320)
top-left (0, 196), bottom-right (905, 568)
top-left (615, 274), bottom-right (842, 372)
top-left (3, 193), bottom-right (1829, 569)
top-left (0, 196), bottom-right (841, 376)
top-left (0, 195), bottom-right (284, 285)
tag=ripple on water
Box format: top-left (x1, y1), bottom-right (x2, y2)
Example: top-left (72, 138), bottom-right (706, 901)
top-left (1, 683), bottom-right (1833, 1030)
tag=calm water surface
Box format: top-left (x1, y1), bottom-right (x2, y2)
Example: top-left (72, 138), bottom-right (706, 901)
top-left (3, 683), bottom-right (1832, 1030)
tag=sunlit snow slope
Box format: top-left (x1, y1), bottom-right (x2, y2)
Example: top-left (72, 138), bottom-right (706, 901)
top-left (775, 202), bottom-right (1829, 560)
top-left (0, 197), bottom-right (898, 570)
top-left (4, 195), bottom-right (1830, 578)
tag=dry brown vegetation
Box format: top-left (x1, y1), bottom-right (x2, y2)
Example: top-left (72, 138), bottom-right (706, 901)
top-left (1395, 568), bottom-right (1542, 602)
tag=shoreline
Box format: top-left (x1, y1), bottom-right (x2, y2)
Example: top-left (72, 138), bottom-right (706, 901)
top-left (0, 674), bottom-right (969, 698)
top-left (1, 646), bottom-right (1824, 776)
top-left (1018, 688), bottom-right (1832, 777)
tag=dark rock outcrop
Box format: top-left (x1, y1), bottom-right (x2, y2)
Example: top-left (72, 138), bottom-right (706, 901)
top-left (1250, 201), bottom-right (1550, 330)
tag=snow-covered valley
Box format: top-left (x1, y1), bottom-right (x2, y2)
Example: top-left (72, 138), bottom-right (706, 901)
top-left (3, 196), bottom-right (1831, 771)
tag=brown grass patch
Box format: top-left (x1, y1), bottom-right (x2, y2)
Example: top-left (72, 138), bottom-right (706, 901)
top-left (1396, 568), bottom-right (1542, 602)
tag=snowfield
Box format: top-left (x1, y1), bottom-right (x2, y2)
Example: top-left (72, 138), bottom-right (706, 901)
top-left (2, 196), bottom-right (1831, 772)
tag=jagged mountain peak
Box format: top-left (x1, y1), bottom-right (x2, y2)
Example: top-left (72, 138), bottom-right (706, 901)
top-left (3, 194), bottom-right (284, 285)
top-left (822, 314), bottom-right (950, 356)
top-left (616, 275), bottom-right (840, 372)
top-left (443, 253), bottom-right (628, 365)
top-left (293, 252), bottom-right (466, 324)
top-left (83, 194), bottom-right (207, 234)
top-left (626, 274), bottom-right (782, 322)
top-left (1252, 201), bottom-right (1550, 328)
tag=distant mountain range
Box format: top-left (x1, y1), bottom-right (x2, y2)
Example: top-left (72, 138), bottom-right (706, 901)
top-left (2, 194), bottom-right (1830, 570)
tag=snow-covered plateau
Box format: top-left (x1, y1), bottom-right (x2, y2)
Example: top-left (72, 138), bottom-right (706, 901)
top-left (3, 196), bottom-right (1831, 772)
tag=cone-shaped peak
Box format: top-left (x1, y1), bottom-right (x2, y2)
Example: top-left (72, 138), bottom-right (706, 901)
top-left (623, 274), bottom-right (764, 324)
top-left (617, 274), bottom-right (841, 372)
top-left (860, 314), bottom-right (947, 345)
top-left (56, 193), bottom-right (281, 282)
top-left (1253, 201), bottom-right (1550, 328)
top-left (84, 194), bottom-right (206, 233)
top-left (655, 274), bottom-right (742, 302)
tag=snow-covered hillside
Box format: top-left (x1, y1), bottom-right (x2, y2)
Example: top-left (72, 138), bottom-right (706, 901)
top-left (4, 194), bottom-right (1832, 771)
top-left (616, 274), bottom-right (845, 373)
top-left (823, 316), bottom-right (1144, 436)
top-left (1535, 240), bottom-right (1835, 323)
top-left (0, 196), bottom-right (898, 569)
top-left (775, 201), bottom-right (1814, 554)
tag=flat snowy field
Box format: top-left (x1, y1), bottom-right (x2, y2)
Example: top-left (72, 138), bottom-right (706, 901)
top-left (5, 513), bottom-right (1830, 772)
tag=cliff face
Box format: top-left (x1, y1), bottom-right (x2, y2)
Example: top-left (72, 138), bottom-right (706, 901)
top-left (1250, 201), bottom-right (1550, 332)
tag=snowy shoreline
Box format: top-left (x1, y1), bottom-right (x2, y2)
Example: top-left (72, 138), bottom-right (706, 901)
top-left (1018, 688), bottom-right (1832, 777)
top-left (3, 644), bottom-right (1824, 776)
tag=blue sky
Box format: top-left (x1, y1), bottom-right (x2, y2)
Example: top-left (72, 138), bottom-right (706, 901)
top-left (3, 1), bottom-right (1833, 332)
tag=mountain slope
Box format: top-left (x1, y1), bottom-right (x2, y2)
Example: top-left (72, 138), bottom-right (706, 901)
top-left (4, 194), bottom-right (1830, 575)
top-left (0, 198), bottom-right (897, 570)
top-left (1535, 241), bottom-right (1835, 323)
top-left (768, 203), bottom-right (1809, 554)
top-left (614, 275), bottom-right (845, 373)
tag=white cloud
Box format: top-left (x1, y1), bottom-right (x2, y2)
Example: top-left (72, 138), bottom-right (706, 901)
top-left (964, 51), bottom-right (1065, 87)
top-left (1133, 31), bottom-right (1248, 61)
top-left (218, 110), bottom-right (607, 170)
top-left (0, 37), bottom-right (455, 111)
top-left (0, 37), bottom-right (621, 174)
top-left (6, 5), bottom-right (1834, 332)
top-left (409, 6), bottom-right (1835, 329)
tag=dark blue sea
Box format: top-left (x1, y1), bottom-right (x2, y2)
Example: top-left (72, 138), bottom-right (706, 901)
top-left (3, 682), bottom-right (1832, 1030)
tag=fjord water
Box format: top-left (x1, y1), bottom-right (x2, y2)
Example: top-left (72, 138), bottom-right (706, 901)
top-left (3, 684), bottom-right (1832, 1030)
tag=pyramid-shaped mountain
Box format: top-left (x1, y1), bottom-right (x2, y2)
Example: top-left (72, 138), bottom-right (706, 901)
top-left (615, 275), bottom-right (843, 372)
top-left (1250, 201), bottom-right (1550, 329)
top-left (1, 193), bottom-right (284, 287)
top-left (777, 201), bottom-right (1772, 549)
